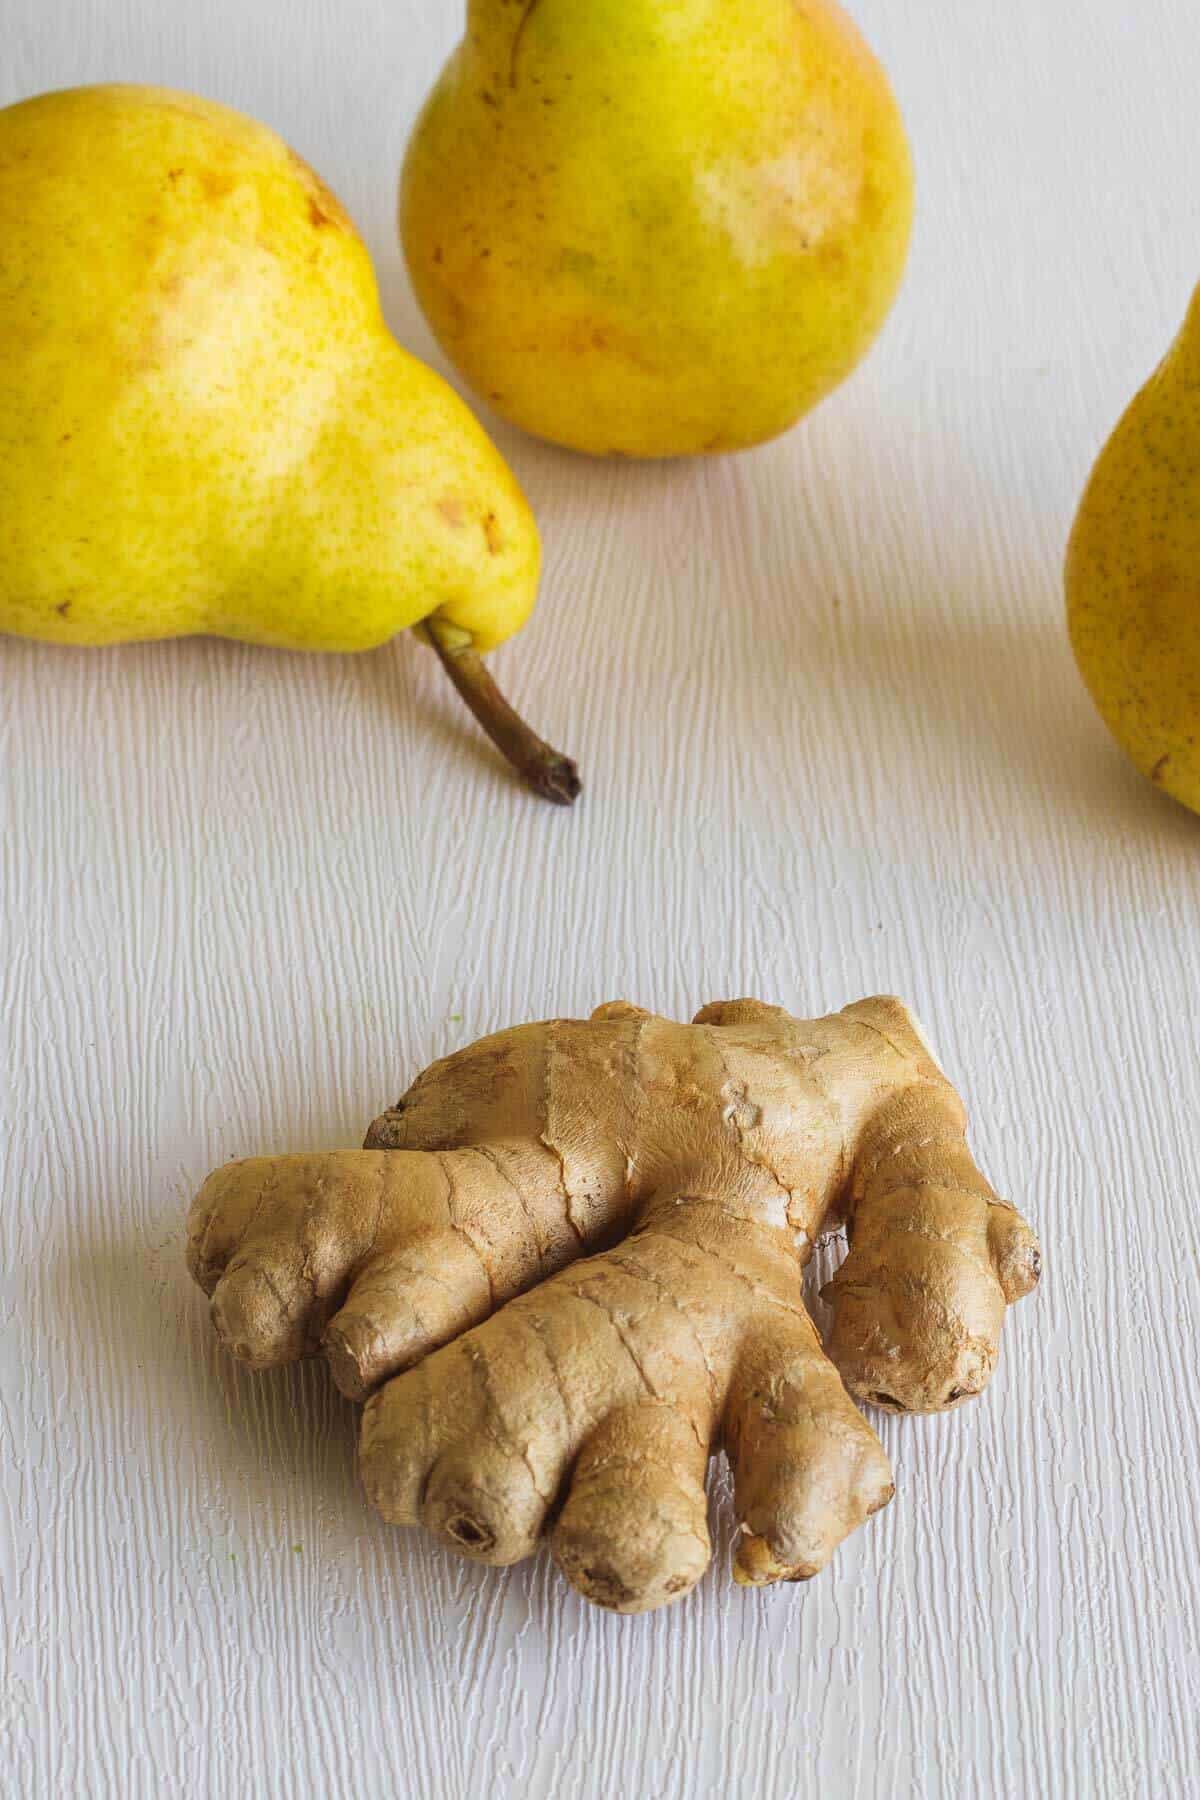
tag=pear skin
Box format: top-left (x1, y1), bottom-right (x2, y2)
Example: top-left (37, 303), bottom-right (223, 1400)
top-left (0, 86), bottom-right (576, 799)
top-left (401, 0), bottom-right (914, 458)
top-left (1067, 284), bottom-right (1200, 816)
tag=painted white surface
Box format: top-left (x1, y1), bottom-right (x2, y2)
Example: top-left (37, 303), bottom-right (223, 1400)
top-left (2, 2), bottom-right (1199, 1795)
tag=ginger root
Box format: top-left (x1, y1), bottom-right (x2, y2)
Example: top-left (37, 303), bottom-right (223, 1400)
top-left (187, 996), bottom-right (1040, 1613)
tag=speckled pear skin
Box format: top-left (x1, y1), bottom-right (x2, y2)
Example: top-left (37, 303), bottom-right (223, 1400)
top-left (401, 0), bottom-right (914, 458)
top-left (1067, 284), bottom-right (1200, 816)
top-left (0, 85), bottom-right (539, 655)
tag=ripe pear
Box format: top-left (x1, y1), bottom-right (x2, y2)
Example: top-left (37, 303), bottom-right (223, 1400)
top-left (1067, 284), bottom-right (1200, 816)
top-left (0, 85), bottom-right (577, 801)
top-left (401, 0), bottom-right (914, 459)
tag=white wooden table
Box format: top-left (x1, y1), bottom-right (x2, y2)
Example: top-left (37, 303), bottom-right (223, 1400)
top-left (3, 3), bottom-right (1198, 1795)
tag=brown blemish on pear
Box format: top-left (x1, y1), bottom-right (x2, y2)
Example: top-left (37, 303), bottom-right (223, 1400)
top-left (286, 148), bottom-right (351, 231)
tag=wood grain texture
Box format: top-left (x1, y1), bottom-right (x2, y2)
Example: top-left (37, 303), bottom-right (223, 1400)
top-left (2, 2), bottom-right (1199, 1795)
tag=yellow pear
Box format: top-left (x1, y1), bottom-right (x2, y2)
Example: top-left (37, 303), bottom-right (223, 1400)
top-left (1067, 284), bottom-right (1200, 815)
top-left (401, 0), bottom-right (914, 458)
top-left (0, 85), bottom-right (577, 800)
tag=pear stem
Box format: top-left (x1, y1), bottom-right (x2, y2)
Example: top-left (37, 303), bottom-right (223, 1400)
top-left (426, 621), bottom-right (581, 806)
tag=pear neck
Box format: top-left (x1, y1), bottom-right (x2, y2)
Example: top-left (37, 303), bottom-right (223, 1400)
top-left (1174, 282), bottom-right (1200, 380)
top-left (465, 0), bottom-right (542, 80)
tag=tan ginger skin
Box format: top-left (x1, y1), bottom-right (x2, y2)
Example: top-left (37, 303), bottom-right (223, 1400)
top-left (187, 997), bottom-right (1040, 1613)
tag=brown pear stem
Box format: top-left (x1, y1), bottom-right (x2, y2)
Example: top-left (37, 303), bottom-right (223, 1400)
top-left (426, 621), bottom-right (581, 806)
